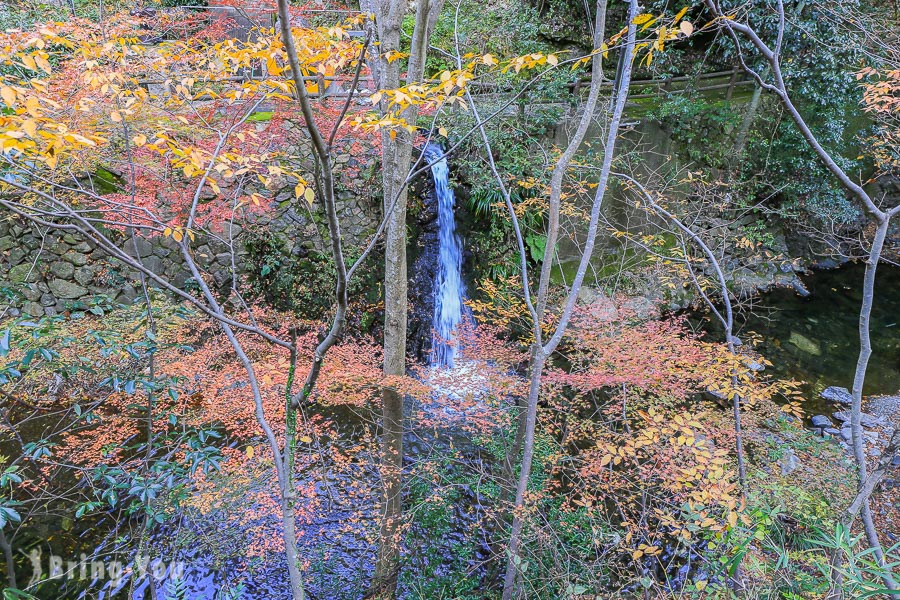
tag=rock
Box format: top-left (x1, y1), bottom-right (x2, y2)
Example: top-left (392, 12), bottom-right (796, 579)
top-left (39, 293), bottom-right (55, 307)
top-left (891, 454), bottom-right (900, 468)
top-left (840, 428), bottom-right (852, 443)
top-left (745, 359), bottom-right (765, 372)
top-left (5, 307), bottom-right (18, 317)
top-left (0, 236), bottom-right (16, 252)
top-left (43, 306), bottom-right (57, 316)
top-left (61, 251), bottom-right (88, 266)
top-left (73, 267), bottom-right (94, 286)
top-left (821, 386), bottom-right (853, 405)
top-left (621, 295), bottom-right (659, 320)
top-left (728, 335), bottom-right (743, 347)
top-left (811, 415), bottom-right (832, 428)
top-left (833, 411), bottom-right (886, 429)
top-left (779, 448), bottom-right (801, 476)
top-left (8, 247), bottom-right (27, 266)
top-left (22, 302), bottom-right (43, 317)
top-left (8, 263), bottom-right (37, 283)
top-left (48, 279), bottom-right (88, 299)
top-left (823, 427), bottom-right (841, 438)
top-left (704, 386), bottom-right (729, 408)
top-left (124, 237), bottom-right (154, 259)
top-left (788, 331), bottom-right (821, 355)
top-left (20, 285), bottom-right (40, 301)
top-left (49, 261), bottom-right (75, 279)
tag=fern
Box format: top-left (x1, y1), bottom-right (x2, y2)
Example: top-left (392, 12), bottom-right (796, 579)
top-left (163, 577), bottom-right (187, 600)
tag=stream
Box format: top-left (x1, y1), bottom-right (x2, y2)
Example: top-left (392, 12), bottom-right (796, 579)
top-left (693, 262), bottom-right (900, 414)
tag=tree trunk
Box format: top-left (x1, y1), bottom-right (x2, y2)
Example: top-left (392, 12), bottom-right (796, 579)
top-left (501, 2), bottom-right (637, 596)
top-left (368, 1), bottom-right (445, 595)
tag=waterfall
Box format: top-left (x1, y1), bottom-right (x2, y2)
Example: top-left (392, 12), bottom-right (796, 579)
top-left (425, 143), bottom-right (465, 369)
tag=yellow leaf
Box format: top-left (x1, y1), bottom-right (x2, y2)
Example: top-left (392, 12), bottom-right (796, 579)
top-left (546, 54), bottom-right (558, 66)
top-left (438, 126), bottom-right (448, 137)
top-left (132, 134), bottom-right (147, 146)
top-left (163, 227), bottom-right (172, 237)
top-left (294, 183), bottom-right (305, 198)
top-left (727, 511), bottom-right (738, 529)
top-left (299, 436), bottom-right (313, 444)
top-left (696, 580), bottom-right (707, 591)
top-left (22, 120), bottom-right (37, 138)
top-left (370, 91), bottom-right (382, 105)
top-left (0, 87), bottom-right (15, 108)
top-left (674, 6), bottom-right (689, 22)
top-left (35, 55), bottom-right (51, 74)
top-left (245, 445), bottom-right (254, 459)
top-left (110, 111), bottom-right (122, 123)
top-left (304, 187), bottom-right (314, 204)
top-left (679, 21), bottom-right (694, 36)
top-left (172, 229), bottom-right (183, 242)
top-left (632, 13), bottom-right (654, 25)
top-left (21, 54), bottom-right (37, 71)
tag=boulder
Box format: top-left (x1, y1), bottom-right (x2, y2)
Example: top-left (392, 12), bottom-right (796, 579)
top-left (821, 386), bottom-right (852, 405)
top-left (811, 415), bottom-right (832, 428)
top-left (833, 411), bottom-right (886, 429)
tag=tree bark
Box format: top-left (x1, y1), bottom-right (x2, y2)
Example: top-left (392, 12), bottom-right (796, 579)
top-left (365, 1), bottom-right (445, 595)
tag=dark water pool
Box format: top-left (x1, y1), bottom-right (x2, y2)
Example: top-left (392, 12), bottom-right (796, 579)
top-left (693, 263), bottom-right (900, 414)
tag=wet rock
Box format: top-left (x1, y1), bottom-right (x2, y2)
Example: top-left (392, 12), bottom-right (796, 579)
top-left (821, 386), bottom-right (852, 405)
top-left (811, 415), bottom-right (832, 428)
top-left (833, 411), bottom-right (886, 429)
top-left (788, 331), bottom-right (821, 355)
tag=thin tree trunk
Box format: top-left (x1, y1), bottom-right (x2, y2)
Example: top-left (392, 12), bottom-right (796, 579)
top-left (369, 1), bottom-right (445, 594)
top-left (501, 2), bottom-right (637, 596)
top-left (847, 216), bottom-right (895, 588)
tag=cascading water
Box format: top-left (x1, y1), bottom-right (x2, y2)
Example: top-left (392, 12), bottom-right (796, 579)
top-left (425, 143), bottom-right (466, 369)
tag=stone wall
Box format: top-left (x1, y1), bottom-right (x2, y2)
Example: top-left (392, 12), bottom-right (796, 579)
top-left (0, 178), bottom-right (380, 318)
